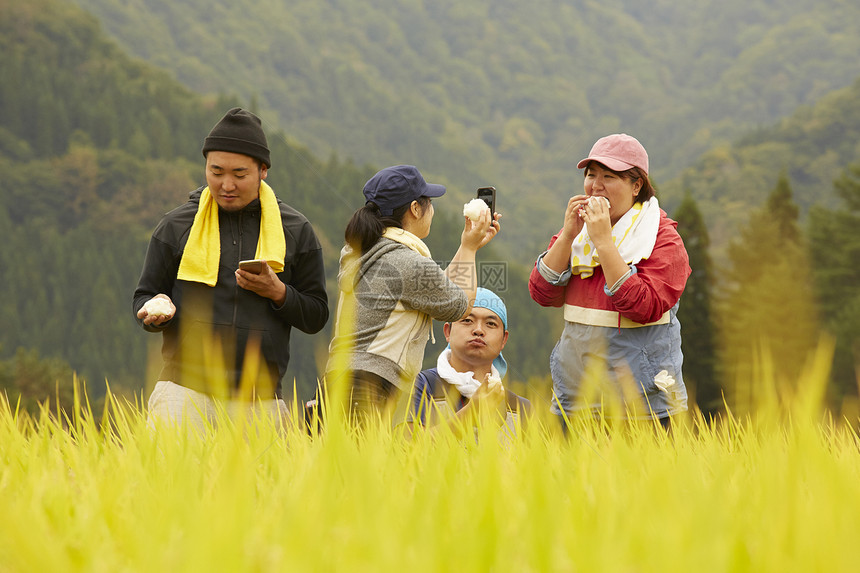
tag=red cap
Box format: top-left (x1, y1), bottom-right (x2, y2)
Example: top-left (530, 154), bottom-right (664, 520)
top-left (577, 133), bottom-right (649, 174)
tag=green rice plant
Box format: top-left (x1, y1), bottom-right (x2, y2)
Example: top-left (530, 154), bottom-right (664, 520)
top-left (1, 339), bottom-right (860, 571)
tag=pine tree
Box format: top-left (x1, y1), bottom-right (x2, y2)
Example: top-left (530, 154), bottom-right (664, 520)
top-left (808, 163), bottom-right (860, 403)
top-left (718, 172), bottom-right (820, 414)
top-left (673, 189), bottom-right (721, 415)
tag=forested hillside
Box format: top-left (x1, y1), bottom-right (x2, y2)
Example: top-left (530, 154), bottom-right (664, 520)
top-left (3, 0), bottom-right (860, 413)
top-left (70, 0), bottom-right (860, 259)
top-left (0, 0), bottom-right (362, 401)
top-left (0, 0), bottom-right (558, 407)
top-left (662, 77), bottom-right (860, 255)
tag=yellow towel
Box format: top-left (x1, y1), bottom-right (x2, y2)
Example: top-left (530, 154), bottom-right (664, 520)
top-left (177, 182), bottom-right (286, 286)
top-left (381, 227), bottom-right (432, 258)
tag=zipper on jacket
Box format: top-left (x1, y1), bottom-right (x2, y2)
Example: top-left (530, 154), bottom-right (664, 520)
top-left (232, 210), bottom-right (243, 326)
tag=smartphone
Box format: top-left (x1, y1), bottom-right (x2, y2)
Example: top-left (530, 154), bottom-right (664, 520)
top-left (238, 259), bottom-right (265, 274)
top-left (477, 186), bottom-right (496, 214)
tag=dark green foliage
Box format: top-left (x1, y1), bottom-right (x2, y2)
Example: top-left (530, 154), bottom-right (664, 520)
top-left (808, 163), bottom-right (860, 401)
top-left (0, 348), bottom-right (76, 415)
top-left (673, 190), bottom-right (721, 414)
top-left (0, 0), bottom-right (218, 163)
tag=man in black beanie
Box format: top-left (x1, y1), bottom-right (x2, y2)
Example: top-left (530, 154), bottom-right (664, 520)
top-left (132, 107), bottom-right (329, 431)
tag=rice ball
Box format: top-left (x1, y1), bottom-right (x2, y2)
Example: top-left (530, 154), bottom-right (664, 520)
top-left (486, 373), bottom-right (503, 391)
top-left (143, 297), bottom-right (173, 318)
top-left (463, 198), bottom-right (490, 222)
top-left (579, 196), bottom-right (611, 218)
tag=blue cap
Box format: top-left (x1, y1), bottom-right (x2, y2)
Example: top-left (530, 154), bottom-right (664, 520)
top-left (473, 287), bottom-right (507, 329)
top-left (472, 287), bottom-right (508, 379)
top-left (363, 165), bottom-right (446, 216)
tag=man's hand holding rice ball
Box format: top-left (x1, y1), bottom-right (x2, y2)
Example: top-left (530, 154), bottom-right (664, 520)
top-left (137, 295), bottom-right (175, 326)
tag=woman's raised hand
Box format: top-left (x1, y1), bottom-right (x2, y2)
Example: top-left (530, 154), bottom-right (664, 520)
top-left (461, 208), bottom-right (501, 251)
top-left (560, 195), bottom-right (588, 242)
top-left (580, 196), bottom-right (613, 247)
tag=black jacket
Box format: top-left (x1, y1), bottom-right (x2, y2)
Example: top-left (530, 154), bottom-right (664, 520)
top-left (132, 186), bottom-right (329, 397)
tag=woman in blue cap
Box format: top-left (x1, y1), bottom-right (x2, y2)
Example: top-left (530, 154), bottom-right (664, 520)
top-left (324, 165), bottom-right (500, 423)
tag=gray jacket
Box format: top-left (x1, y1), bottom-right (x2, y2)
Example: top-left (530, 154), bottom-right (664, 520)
top-left (325, 238), bottom-right (468, 389)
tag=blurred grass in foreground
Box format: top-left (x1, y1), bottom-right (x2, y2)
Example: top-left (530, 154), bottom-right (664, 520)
top-left (1, 341), bottom-right (860, 572)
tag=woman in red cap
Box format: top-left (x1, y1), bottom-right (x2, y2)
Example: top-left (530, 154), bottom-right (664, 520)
top-left (529, 134), bottom-right (691, 427)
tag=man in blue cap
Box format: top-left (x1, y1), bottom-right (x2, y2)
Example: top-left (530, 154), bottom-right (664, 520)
top-left (408, 287), bottom-right (530, 437)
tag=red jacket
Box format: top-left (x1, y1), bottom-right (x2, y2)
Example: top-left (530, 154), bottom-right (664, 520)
top-left (529, 210), bottom-right (690, 326)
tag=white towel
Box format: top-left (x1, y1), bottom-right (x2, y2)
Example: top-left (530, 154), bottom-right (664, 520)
top-left (570, 197), bottom-right (660, 278)
top-left (436, 348), bottom-right (501, 399)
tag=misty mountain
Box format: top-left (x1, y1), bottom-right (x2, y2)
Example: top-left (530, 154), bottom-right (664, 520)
top-left (71, 0), bottom-right (860, 257)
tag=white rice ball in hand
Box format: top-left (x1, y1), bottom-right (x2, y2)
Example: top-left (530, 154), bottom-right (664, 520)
top-left (463, 198), bottom-right (490, 222)
top-left (143, 297), bottom-right (173, 319)
top-left (485, 372), bottom-right (503, 392)
top-left (578, 195), bottom-right (610, 218)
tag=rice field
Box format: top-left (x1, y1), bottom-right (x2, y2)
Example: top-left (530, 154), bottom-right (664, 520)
top-left (2, 350), bottom-right (860, 572)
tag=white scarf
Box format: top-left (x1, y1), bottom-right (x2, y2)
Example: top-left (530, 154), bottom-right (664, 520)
top-left (570, 197), bottom-right (661, 278)
top-left (436, 348), bottom-right (500, 400)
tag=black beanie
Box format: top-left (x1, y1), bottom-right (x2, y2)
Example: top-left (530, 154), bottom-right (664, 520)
top-left (202, 107), bottom-right (271, 168)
